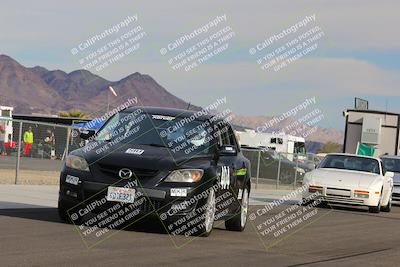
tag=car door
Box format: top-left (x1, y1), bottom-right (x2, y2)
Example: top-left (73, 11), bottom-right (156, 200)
top-left (215, 122), bottom-right (248, 205)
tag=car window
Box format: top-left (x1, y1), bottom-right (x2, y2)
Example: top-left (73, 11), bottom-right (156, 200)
top-left (319, 155), bottom-right (380, 174)
top-left (382, 158), bottom-right (400, 173)
top-left (218, 122), bottom-right (231, 146)
top-left (228, 126), bottom-right (239, 150)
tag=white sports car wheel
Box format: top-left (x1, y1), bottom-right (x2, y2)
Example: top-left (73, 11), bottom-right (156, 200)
top-left (369, 194), bottom-right (382, 213)
top-left (381, 196), bottom-right (392, 212)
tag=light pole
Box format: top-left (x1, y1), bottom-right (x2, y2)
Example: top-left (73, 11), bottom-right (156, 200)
top-left (107, 86), bottom-right (118, 113)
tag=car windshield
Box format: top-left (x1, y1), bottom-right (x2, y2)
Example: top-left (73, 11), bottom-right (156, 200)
top-left (319, 154), bottom-right (380, 174)
top-left (294, 142), bottom-right (306, 154)
top-left (382, 158), bottom-right (400, 173)
top-left (94, 110), bottom-right (215, 156)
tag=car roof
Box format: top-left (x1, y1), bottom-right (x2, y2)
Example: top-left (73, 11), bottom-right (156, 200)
top-left (327, 153), bottom-right (381, 161)
top-left (380, 155), bottom-right (400, 160)
top-left (123, 106), bottom-right (222, 122)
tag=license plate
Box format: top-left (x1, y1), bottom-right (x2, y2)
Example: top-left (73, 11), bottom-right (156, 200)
top-left (106, 187), bottom-right (135, 203)
top-left (170, 188), bottom-right (187, 197)
top-left (65, 175), bottom-right (79, 185)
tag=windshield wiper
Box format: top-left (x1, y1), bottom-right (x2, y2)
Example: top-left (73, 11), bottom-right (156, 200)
top-left (139, 143), bottom-right (168, 148)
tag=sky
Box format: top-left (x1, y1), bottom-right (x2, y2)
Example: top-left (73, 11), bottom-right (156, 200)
top-left (1, 0), bottom-right (399, 130)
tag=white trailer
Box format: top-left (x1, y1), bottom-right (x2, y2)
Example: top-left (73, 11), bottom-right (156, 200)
top-left (0, 106), bottom-right (14, 143)
top-left (236, 130), bottom-right (306, 160)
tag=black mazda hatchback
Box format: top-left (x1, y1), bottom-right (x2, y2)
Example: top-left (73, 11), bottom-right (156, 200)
top-left (58, 106), bottom-right (251, 236)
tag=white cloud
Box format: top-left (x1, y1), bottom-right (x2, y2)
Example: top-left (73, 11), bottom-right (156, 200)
top-left (1, 0), bottom-right (399, 53)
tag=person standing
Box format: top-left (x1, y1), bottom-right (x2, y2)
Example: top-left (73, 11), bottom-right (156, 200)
top-left (44, 128), bottom-right (56, 159)
top-left (0, 121), bottom-right (5, 156)
top-left (23, 126), bottom-right (34, 157)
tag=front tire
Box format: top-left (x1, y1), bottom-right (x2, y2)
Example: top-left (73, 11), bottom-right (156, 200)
top-left (58, 200), bottom-right (82, 224)
top-left (301, 198), bottom-right (310, 206)
top-left (225, 187), bottom-right (249, 232)
top-left (58, 200), bottom-right (71, 223)
top-left (317, 201), bottom-right (329, 208)
top-left (196, 188), bottom-right (216, 237)
top-left (369, 195), bottom-right (382, 213)
top-left (381, 196), bottom-right (392, 212)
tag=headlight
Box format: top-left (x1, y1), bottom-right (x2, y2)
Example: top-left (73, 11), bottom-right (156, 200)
top-left (295, 167), bottom-right (305, 174)
top-left (308, 185), bottom-right (323, 193)
top-left (165, 169), bottom-right (203, 183)
top-left (354, 190), bottom-right (369, 199)
top-left (66, 155), bottom-right (89, 172)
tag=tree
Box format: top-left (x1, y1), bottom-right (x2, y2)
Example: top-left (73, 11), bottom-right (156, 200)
top-left (317, 142), bottom-right (343, 153)
top-left (58, 109), bottom-right (90, 119)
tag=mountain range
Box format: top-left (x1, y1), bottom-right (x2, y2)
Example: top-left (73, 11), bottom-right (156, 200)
top-left (0, 54), bottom-right (192, 115)
top-left (0, 54), bottom-right (343, 145)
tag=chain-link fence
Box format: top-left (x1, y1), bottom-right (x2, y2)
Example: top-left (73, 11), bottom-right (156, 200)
top-left (0, 117), bottom-right (323, 188)
top-left (241, 147), bottom-right (322, 190)
top-left (0, 118), bottom-right (71, 184)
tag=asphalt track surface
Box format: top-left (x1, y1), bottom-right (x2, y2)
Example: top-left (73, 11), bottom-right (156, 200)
top-left (1, 204), bottom-right (400, 266)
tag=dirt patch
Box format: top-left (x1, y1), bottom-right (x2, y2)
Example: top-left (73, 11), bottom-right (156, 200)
top-left (0, 169), bottom-right (60, 185)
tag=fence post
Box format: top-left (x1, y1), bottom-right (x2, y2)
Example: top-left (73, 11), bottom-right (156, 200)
top-left (255, 150), bottom-right (261, 189)
top-left (294, 154), bottom-right (299, 189)
top-left (65, 127), bottom-right (70, 158)
top-left (276, 155), bottom-right (281, 189)
top-left (15, 121), bottom-right (23, 185)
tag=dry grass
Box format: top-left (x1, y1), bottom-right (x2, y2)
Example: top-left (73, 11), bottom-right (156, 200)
top-left (0, 169), bottom-right (60, 185)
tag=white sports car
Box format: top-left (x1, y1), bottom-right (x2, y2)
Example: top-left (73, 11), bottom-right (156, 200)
top-left (302, 153), bottom-right (394, 213)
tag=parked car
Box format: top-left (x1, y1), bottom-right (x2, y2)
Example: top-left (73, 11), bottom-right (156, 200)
top-left (302, 153), bottom-right (393, 213)
top-left (261, 148), bottom-right (312, 184)
top-left (381, 155), bottom-right (400, 204)
top-left (240, 146), bottom-right (312, 185)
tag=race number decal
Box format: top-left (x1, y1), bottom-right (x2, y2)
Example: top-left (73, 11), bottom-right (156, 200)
top-left (220, 166), bottom-right (230, 189)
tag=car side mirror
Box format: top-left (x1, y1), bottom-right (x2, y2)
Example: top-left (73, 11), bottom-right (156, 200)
top-left (218, 145), bottom-right (237, 156)
top-left (79, 129), bottom-right (96, 140)
top-left (385, 171), bottom-right (394, 178)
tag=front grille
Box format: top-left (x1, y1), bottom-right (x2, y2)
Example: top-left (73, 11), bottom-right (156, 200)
top-left (326, 187), bottom-right (351, 198)
top-left (141, 198), bottom-right (163, 213)
top-left (393, 185), bottom-right (400, 200)
top-left (392, 192), bottom-right (400, 199)
top-left (98, 163), bottom-right (158, 179)
top-left (324, 196), bottom-right (364, 204)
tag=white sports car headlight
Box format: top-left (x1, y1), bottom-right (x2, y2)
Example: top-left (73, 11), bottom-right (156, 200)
top-left (66, 155), bottom-right (89, 172)
top-left (354, 190), bottom-right (369, 199)
top-left (165, 169), bottom-right (203, 183)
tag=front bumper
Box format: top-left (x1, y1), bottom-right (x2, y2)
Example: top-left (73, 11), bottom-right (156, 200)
top-left (302, 186), bottom-right (381, 207)
top-left (392, 185), bottom-right (400, 202)
top-left (58, 168), bottom-right (240, 221)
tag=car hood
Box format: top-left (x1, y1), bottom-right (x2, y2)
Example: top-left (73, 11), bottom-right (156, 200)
top-left (393, 172), bottom-right (400, 185)
top-left (306, 168), bottom-right (382, 189)
top-left (73, 141), bottom-right (213, 171)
